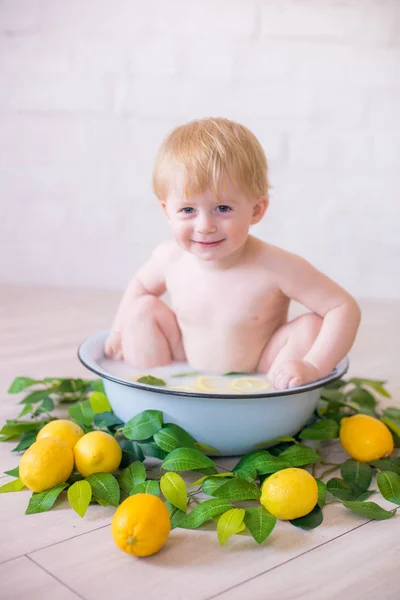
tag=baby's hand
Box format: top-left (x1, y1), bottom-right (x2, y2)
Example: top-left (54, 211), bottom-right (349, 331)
top-left (270, 360), bottom-right (322, 390)
top-left (104, 330), bottom-right (124, 361)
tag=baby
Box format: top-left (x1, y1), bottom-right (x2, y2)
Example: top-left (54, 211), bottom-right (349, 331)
top-left (105, 118), bottom-right (361, 390)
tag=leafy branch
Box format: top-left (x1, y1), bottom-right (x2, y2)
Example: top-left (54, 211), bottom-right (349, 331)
top-left (1, 375), bottom-right (400, 546)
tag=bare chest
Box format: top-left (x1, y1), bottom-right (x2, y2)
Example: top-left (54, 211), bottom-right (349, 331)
top-left (165, 263), bottom-right (285, 329)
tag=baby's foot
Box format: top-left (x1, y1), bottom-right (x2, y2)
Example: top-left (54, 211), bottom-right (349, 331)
top-left (104, 330), bottom-right (123, 361)
top-left (271, 360), bottom-right (321, 390)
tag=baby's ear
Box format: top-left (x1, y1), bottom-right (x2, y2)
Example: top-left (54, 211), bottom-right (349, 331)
top-left (160, 201), bottom-right (170, 220)
top-left (251, 196), bottom-right (268, 224)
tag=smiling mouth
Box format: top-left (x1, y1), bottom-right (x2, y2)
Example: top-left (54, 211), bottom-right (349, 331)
top-left (193, 239), bottom-right (225, 247)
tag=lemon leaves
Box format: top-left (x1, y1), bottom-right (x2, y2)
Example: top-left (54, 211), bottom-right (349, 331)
top-left (68, 481), bottom-right (92, 517)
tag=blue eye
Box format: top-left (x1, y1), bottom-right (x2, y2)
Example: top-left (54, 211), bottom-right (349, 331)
top-left (181, 207), bottom-right (195, 214)
top-left (216, 205), bottom-right (232, 213)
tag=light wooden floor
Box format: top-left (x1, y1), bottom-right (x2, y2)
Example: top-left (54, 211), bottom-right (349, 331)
top-left (0, 284), bottom-right (399, 600)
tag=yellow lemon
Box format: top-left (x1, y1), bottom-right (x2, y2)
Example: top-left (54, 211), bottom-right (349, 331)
top-left (260, 467), bottom-right (318, 520)
top-left (340, 414), bottom-right (394, 462)
top-left (19, 437), bottom-right (74, 492)
top-left (37, 419), bottom-right (84, 450)
top-left (194, 376), bottom-right (229, 393)
top-left (228, 376), bottom-right (271, 393)
top-left (74, 431), bottom-right (122, 477)
top-left (111, 493), bottom-right (171, 557)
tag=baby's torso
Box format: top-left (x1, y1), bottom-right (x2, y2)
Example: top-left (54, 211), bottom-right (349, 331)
top-left (165, 242), bottom-right (290, 372)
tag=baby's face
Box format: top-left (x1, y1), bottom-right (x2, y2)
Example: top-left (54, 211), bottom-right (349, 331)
top-left (161, 183), bottom-right (266, 263)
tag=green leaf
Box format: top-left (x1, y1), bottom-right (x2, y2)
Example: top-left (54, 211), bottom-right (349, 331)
top-left (25, 483), bottom-right (67, 514)
top-left (86, 379), bottom-right (105, 393)
top-left (327, 478), bottom-right (363, 501)
top-left (380, 417), bottom-right (400, 440)
top-left (178, 498), bottom-right (233, 529)
top-left (320, 389), bottom-right (346, 405)
top-left (17, 403), bottom-right (34, 418)
top-left (213, 478), bottom-right (261, 501)
top-left (136, 375), bottom-right (166, 386)
top-left (160, 472), bottom-right (187, 512)
top-left (316, 479), bottom-right (327, 507)
top-left (0, 478), bottom-right (25, 493)
top-left (383, 407), bottom-right (400, 420)
top-left (202, 476), bottom-right (231, 496)
top-left (93, 495), bottom-right (108, 507)
top-left (162, 448), bottom-right (216, 472)
top-left (244, 507), bottom-right (276, 544)
top-left (130, 480), bottom-right (160, 496)
top-left (89, 392), bottom-right (111, 413)
top-left (138, 440), bottom-right (167, 460)
top-left (279, 444), bottom-right (321, 466)
top-left (371, 458), bottom-right (400, 475)
top-left (323, 379), bottom-right (347, 390)
top-left (85, 473), bottom-right (120, 507)
top-left (217, 508), bottom-right (245, 546)
top-left (118, 439), bottom-right (145, 467)
top-left (194, 442), bottom-right (220, 455)
top-left (67, 480), bottom-right (92, 518)
top-left (234, 466), bottom-right (258, 482)
top-left (165, 501), bottom-right (186, 529)
top-left (233, 450), bottom-right (292, 475)
top-left (254, 436), bottom-right (296, 449)
top-left (341, 460), bottom-right (373, 491)
top-left (4, 466), bottom-right (19, 478)
top-left (94, 412), bottom-right (124, 430)
top-left (122, 410), bottom-right (163, 440)
top-left (346, 388), bottom-right (377, 409)
top-left (342, 501), bottom-right (397, 520)
top-left (153, 423), bottom-right (197, 452)
top-left (190, 472), bottom-right (233, 487)
top-left (171, 371), bottom-right (200, 378)
top-left (8, 377), bottom-right (39, 394)
top-left (0, 421), bottom-right (45, 437)
top-left (12, 430), bottom-right (38, 452)
top-left (19, 390), bottom-right (52, 405)
top-left (349, 378), bottom-right (391, 398)
top-left (290, 505), bottom-right (323, 529)
top-left (117, 461), bottom-right (146, 494)
top-left (68, 401), bottom-right (94, 428)
top-left (356, 490), bottom-right (376, 502)
top-left (299, 419), bottom-right (339, 441)
top-left (377, 471), bottom-right (400, 504)
top-left (35, 397), bottom-right (55, 415)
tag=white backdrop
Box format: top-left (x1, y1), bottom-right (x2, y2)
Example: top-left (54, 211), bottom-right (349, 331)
top-left (0, 0), bottom-right (399, 298)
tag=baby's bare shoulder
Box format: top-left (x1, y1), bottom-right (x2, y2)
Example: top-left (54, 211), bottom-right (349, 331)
top-left (251, 238), bottom-right (304, 272)
top-left (151, 240), bottom-right (183, 265)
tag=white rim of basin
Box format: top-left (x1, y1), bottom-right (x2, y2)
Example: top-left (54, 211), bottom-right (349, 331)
top-left (78, 330), bottom-right (349, 399)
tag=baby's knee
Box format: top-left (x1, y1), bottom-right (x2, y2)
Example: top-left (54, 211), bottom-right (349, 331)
top-left (131, 294), bottom-right (160, 318)
top-left (300, 313), bottom-right (323, 339)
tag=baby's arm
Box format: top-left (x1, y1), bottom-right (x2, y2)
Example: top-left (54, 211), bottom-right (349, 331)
top-left (275, 251), bottom-right (361, 378)
top-left (104, 241), bottom-right (175, 359)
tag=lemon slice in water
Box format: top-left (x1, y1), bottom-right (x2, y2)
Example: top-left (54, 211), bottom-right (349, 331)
top-left (228, 377), bottom-right (271, 393)
top-left (194, 376), bottom-right (230, 393)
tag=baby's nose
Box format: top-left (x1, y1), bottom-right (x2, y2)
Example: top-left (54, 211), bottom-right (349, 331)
top-left (196, 214), bottom-right (217, 233)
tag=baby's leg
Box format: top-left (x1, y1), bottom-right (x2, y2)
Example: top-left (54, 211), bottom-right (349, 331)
top-left (121, 295), bottom-right (186, 368)
top-left (256, 313), bottom-right (323, 385)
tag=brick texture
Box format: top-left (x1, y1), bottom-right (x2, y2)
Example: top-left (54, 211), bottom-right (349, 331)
top-left (0, 0), bottom-right (399, 298)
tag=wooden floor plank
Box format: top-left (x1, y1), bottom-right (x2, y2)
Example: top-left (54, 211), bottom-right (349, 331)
top-left (211, 515), bottom-right (400, 600)
top-left (0, 555), bottom-right (83, 600)
top-left (0, 285), bottom-right (399, 598)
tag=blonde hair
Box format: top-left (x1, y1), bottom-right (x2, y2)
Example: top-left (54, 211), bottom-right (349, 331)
top-left (152, 118), bottom-right (269, 201)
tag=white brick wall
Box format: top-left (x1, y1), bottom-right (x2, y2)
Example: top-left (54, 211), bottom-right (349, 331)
top-left (0, 0), bottom-right (399, 298)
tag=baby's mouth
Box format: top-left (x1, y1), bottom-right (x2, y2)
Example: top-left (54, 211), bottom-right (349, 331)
top-left (193, 239), bottom-right (225, 247)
